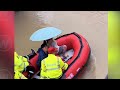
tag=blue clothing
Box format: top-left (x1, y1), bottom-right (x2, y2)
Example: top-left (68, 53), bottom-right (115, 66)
top-left (37, 48), bottom-right (48, 68)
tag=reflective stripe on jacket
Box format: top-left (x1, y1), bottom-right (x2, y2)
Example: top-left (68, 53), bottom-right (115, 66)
top-left (40, 54), bottom-right (68, 79)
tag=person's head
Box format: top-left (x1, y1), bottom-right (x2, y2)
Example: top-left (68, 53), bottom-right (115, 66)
top-left (41, 41), bottom-right (48, 53)
top-left (46, 38), bottom-right (53, 45)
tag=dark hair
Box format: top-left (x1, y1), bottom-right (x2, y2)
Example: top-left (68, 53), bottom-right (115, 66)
top-left (41, 41), bottom-right (47, 48)
top-left (46, 38), bottom-right (53, 43)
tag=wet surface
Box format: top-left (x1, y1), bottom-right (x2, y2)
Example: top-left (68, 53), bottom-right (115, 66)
top-left (15, 11), bottom-right (108, 79)
top-left (74, 53), bottom-right (96, 79)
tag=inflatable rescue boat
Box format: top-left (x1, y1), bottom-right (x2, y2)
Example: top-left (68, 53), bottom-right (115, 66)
top-left (23, 32), bottom-right (91, 79)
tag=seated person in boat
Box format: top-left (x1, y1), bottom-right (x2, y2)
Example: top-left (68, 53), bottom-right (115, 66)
top-left (37, 41), bottom-right (48, 69)
top-left (46, 38), bottom-right (68, 59)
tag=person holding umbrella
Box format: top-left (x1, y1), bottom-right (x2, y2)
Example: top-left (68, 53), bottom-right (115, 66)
top-left (30, 27), bottom-right (68, 79)
top-left (30, 27), bottom-right (68, 60)
top-left (37, 41), bottom-right (48, 69)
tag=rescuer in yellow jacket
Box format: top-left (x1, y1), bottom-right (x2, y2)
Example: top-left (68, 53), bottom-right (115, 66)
top-left (40, 54), bottom-right (68, 79)
top-left (14, 52), bottom-right (29, 72)
top-left (14, 52), bottom-right (29, 79)
top-left (14, 51), bottom-right (36, 79)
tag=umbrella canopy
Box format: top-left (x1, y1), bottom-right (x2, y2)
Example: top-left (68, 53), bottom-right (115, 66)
top-left (30, 27), bottom-right (62, 41)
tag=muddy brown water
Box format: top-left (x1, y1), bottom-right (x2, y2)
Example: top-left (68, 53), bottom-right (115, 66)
top-left (15, 11), bottom-right (108, 79)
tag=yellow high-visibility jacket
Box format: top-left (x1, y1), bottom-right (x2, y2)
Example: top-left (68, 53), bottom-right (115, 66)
top-left (40, 54), bottom-right (68, 79)
top-left (14, 52), bottom-right (29, 72)
top-left (14, 71), bottom-right (27, 79)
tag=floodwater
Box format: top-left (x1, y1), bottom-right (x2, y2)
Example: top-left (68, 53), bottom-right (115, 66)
top-left (15, 11), bottom-right (108, 79)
